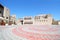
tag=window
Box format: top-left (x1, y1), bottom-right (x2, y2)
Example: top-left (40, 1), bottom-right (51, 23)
top-left (0, 11), bottom-right (1, 13)
top-left (6, 17), bottom-right (8, 19)
top-left (3, 16), bottom-right (4, 18)
top-left (44, 20), bottom-right (45, 22)
top-left (44, 15), bottom-right (47, 18)
top-left (35, 16), bottom-right (40, 19)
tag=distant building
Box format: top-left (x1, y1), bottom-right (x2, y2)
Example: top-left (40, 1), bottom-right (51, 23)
top-left (16, 18), bottom-right (23, 25)
top-left (52, 19), bottom-right (58, 25)
top-left (0, 4), bottom-right (10, 24)
top-left (58, 20), bottom-right (60, 25)
top-left (20, 14), bottom-right (53, 25)
top-left (9, 15), bottom-right (16, 25)
top-left (23, 16), bottom-right (33, 25)
top-left (1, 4), bottom-right (60, 25)
top-left (33, 14), bottom-right (52, 25)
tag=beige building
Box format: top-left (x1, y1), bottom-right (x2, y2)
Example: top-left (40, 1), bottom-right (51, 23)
top-left (52, 19), bottom-right (58, 25)
top-left (33, 14), bottom-right (52, 25)
top-left (21, 14), bottom-right (52, 25)
top-left (58, 21), bottom-right (60, 25)
top-left (58, 22), bottom-right (60, 25)
top-left (23, 16), bottom-right (33, 25)
top-left (9, 15), bottom-right (16, 25)
top-left (0, 4), bottom-right (10, 24)
top-left (16, 18), bottom-right (23, 25)
top-left (4, 7), bottom-right (10, 23)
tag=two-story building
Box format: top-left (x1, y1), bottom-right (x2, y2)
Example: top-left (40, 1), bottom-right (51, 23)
top-left (23, 16), bottom-right (33, 25)
top-left (33, 14), bottom-right (52, 25)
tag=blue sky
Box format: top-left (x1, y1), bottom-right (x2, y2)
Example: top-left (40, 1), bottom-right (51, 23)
top-left (0, 0), bottom-right (60, 20)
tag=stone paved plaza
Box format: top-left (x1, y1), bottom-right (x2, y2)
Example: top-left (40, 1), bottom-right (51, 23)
top-left (0, 25), bottom-right (60, 40)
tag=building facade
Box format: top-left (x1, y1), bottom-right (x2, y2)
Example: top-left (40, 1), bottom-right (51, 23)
top-left (33, 14), bottom-right (52, 25)
top-left (16, 18), bottom-right (23, 25)
top-left (20, 14), bottom-right (53, 25)
top-left (9, 15), bottom-right (16, 25)
top-left (58, 22), bottom-right (60, 25)
top-left (0, 4), bottom-right (10, 24)
top-left (4, 7), bottom-right (10, 23)
top-left (23, 16), bottom-right (33, 25)
top-left (58, 21), bottom-right (60, 25)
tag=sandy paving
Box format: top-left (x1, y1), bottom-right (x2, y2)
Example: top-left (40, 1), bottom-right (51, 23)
top-left (0, 25), bottom-right (60, 40)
